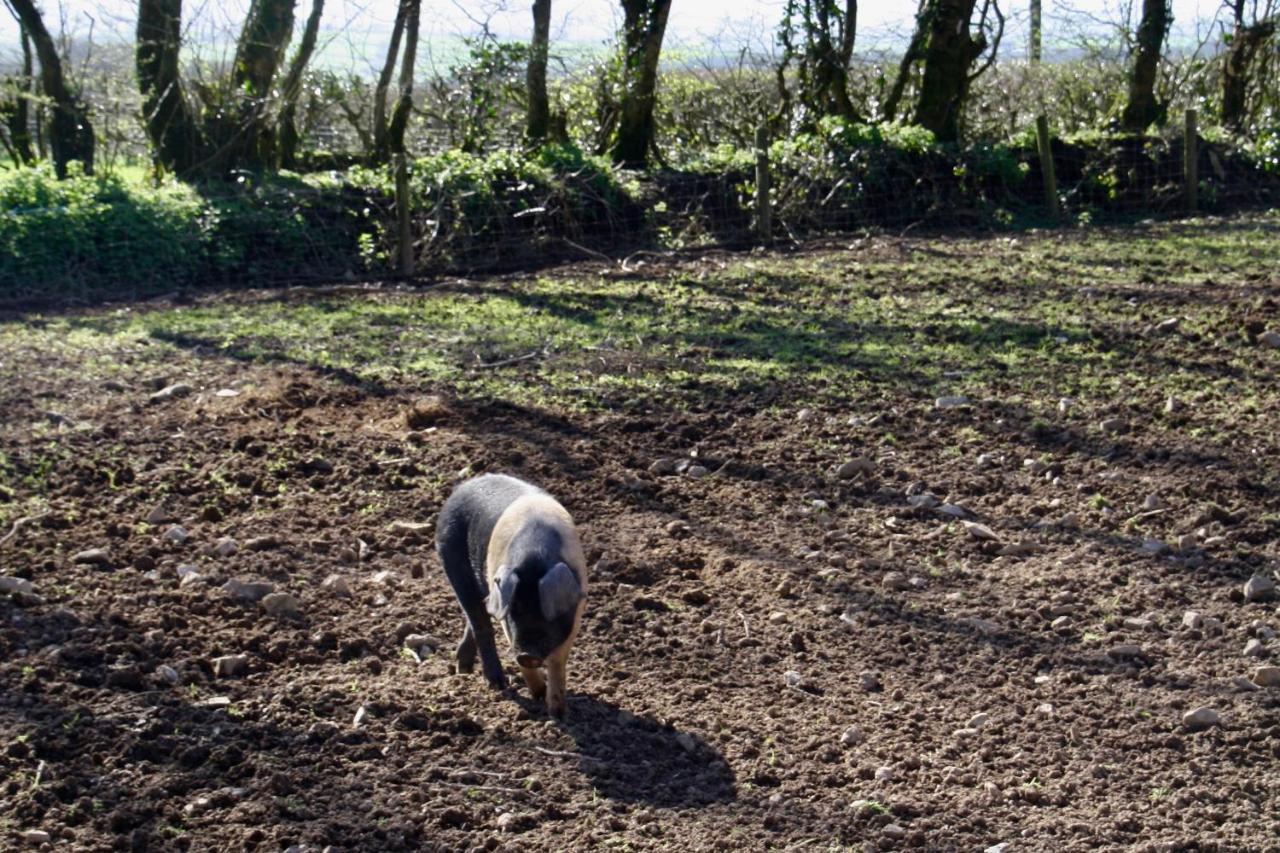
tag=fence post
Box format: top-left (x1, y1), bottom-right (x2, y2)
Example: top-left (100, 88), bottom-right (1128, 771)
top-left (1035, 114), bottom-right (1059, 221)
top-left (1184, 108), bottom-right (1198, 214)
top-left (754, 124), bottom-right (772, 244)
top-left (394, 152), bottom-right (414, 277)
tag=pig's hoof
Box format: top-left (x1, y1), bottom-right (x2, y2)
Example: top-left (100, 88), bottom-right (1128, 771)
top-left (547, 699), bottom-right (567, 718)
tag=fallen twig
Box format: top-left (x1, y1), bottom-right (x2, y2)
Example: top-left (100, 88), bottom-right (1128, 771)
top-left (0, 512), bottom-right (51, 547)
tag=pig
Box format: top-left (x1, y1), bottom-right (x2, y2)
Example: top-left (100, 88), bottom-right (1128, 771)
top-left (436, 473), bottom-right (587, 717)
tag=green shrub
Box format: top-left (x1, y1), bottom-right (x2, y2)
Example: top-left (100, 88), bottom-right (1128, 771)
top-left (0, 165), bottom-right (208, 301)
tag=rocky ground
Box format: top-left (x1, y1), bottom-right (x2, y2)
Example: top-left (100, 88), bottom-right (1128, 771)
top-left (2, 214), bottom-right (1279, 851)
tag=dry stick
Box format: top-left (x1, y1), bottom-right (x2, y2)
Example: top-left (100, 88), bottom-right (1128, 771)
top-left (475, 349), bottom-right (545, 369)
top-left (533, 746), bottom-right (607, 763)
top-left (736, 610), bottom-right (751, 640)
top-left (562, 238), bottom-right (612, 263)
top-left (0, 512), bottom-right (50, 547)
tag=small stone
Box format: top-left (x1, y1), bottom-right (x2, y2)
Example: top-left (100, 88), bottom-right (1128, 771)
top-left (150, 382), bottom-right (193, 402)
top-left (1123, 616), bottom-right (1155, 631)
top-left (22, 830), bottom-right (51, 845)
top-left (1231, 676), bottom-right (1261, 692)
top-left (1243, 575), bottom-right (1276, 602)
top-left (953, 727), bottom-right (980, 739)
top-left (215, 388), bottom-right (240, 397)
top-left (837, 457), bottom-right (875, 479)
top-left (1252, 666), bottom-right (1280, 687)
top-left (244, 536), bottom-right (279, 552)
top-left (353, 705), bottom-right (369, 727)
top-left (146, 502), bottom-right (177, 524)
top-left (0, 576), bottom-right (36, 595)
top-left (908, 493), bottom-right (939, 509)
top-left (1164, 395), bottom-right (1181, 414)
top-left (212, 654), bottom-right (249, 678)
top-left (968, 712), bottom-right (990, 731)
top-left (1099, 418), bottom-right (1127, 434)
top-left (155, 664), bottom-right (181, 685)
top-left (1108, 644), bottom-right (1144, 659)
top-left (1155, 317), bottom-right (1180, 334)
top-left (783, 670), bottom-right (803, 688)
top-left (775, 578), bottom-right (794, 597)
top-left (72, 548), bottom-right (110, 565)
top-left (403, 634), bottom-right (436, 655)
top-left (685, 465), bottom-right (709, 478)
top-left (212, 537), bottom-right (239, 558)
top-left (1181, 707), bottom-right (1220, 729)
top-left (1142, 494), bottom-right (1165, 511)
top-left (648, 458), bottom-right (678, 475)
top-left (1258, 330), bottom-right (1280, 347)
top-left (675, 732), bottom-right (697, 753)
top-left (768, 611), bottom-right (788, 625)
top-left (935, 395), bottom-right (970, 409)
top-left (162, 525), bottom-right (189, 545)
top-left (1243, 638), bottom-right (1266, 658)
top-left (387, 520), bottom-right (432, 536)
top-left (859, 672), bottom-right (883, 692)
top-left (1141, 539), bottom-right (1168, 555)
top-left (1177, 534), bottom-right (1197, 551)
top-left (962, 521), bottom-right (999, 541)
top-left (983, 781), bottom-right (1002, 802)
top-left (664, 520), bottom-right (690, 538)
top-left (874, 766), bottom-right (897, 782)
top-left (260, 592), bottom-right (301, 618)
top-left (881, 824), bottom-right (905, 839)
top-left (404, 395), bottom-right (450, 428)
top-left (840, 726), bottom-right (863, 746)
top-left (1035, 703), bottom-right (1054, 717)
top-left (1182, 610), bottom-right (1204, 630)
top-left (321, 574), bottom-right (351, 597)
top-left (184, 796), bottom-right (213, 816)
top-left (882, 572), bottom-right (910, 591)
top-left (223, 579), bottom-right (275, 602)
top-left (1051, 615), bottom-right (1073, 631)
top-left (937, 503), bottom-right (968, 518)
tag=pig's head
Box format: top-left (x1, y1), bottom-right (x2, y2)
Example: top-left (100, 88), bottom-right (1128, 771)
top-left (486, 560), bottom-right (583, 666)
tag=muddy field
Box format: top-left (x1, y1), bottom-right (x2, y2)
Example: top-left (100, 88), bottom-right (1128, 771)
top-left (2, 215), bottom-right (1280, 852)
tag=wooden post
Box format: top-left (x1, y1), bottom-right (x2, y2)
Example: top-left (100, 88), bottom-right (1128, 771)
top-left (754, 124), bottom-right (772, 244)
top-left (1184, 108), bottom-right (1198, 213)
top-left (395, 152), bottom-right (414, 277)
top-left (1035, 114), bottom-right (1059, 221)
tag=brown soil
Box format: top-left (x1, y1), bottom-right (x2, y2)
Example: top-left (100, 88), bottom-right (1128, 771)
top-left (2, 255), bottom-right (1279, 853)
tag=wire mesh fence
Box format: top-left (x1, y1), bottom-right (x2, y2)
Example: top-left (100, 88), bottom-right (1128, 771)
top-left (2, 112), bottom-right (1279, 306)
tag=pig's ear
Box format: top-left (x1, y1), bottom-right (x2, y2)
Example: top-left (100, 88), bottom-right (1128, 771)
top-left (487, 566), bottom-right (518, 620)
top-left (539, 562), bottom-right (582, 621)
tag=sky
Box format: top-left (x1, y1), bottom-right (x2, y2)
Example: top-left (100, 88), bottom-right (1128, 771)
top-left (0, 0), bottom-right (1229, 72)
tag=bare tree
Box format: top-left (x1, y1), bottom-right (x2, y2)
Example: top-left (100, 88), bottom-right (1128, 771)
top-left (1, 18), bottom-right (36, 166)
top-left (775, 0), bottom-right (860, 128)
top-left (4, 0), bottom-right (94, 176)
top-left (912, 0), bottom-right (1005, 141)
top-left (384, 0), bottom-right (420, 155)
top-left (136, 0), bottom-right (198, 173)
top-left (882, 0), bottom-right (932, 122)
top-left (278, 0), bottom-right (326, 167)
top-left (1220, 0), bottom-right (1277, 131)
top-left (611, 0), bottom-right (673, 168)
top-left (1030, 0), bottom-right (1042, 62)
top-left (1119, 0), bottom-right (1171, 131)
top-left (526, 0), bottom-right (552, 141)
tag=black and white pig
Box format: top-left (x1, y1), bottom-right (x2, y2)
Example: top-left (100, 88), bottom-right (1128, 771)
top-left (435, 474), bottom-right (587, 717)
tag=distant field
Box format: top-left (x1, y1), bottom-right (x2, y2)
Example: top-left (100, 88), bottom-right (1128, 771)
top-left (1, 212), bottom-right (1278, 849)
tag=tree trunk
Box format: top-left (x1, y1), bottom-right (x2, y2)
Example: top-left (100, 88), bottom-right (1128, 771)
top-left (882, 0), bottom-right (931, 123)
top-left (2, 27), bottom-right (36, 165)
top-left (914, 0), bottom-right (984, 142)
top-left (372, 0), bottom-right (408, 162)
top-left (526, 0), bottom-right (552, 141)
top-left (136, 0), bottom-right (198, 173)
top-left (610, 0), bottom-right (673, 168)
top-left (1120, 0), bottom-right (1170, 132)
top-left (278, 0), bottom-right (325, 168)
top-left (385, 0), bottom-right (420, 155)
top-left (229, 0), bottom-right (296, 168)
top-left (1221, 3), bottom-right (1274, 132)
top-left (1029, 0), bottom-right (1042, 63)
top-left (6, 0), bottom-right (94, 177)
